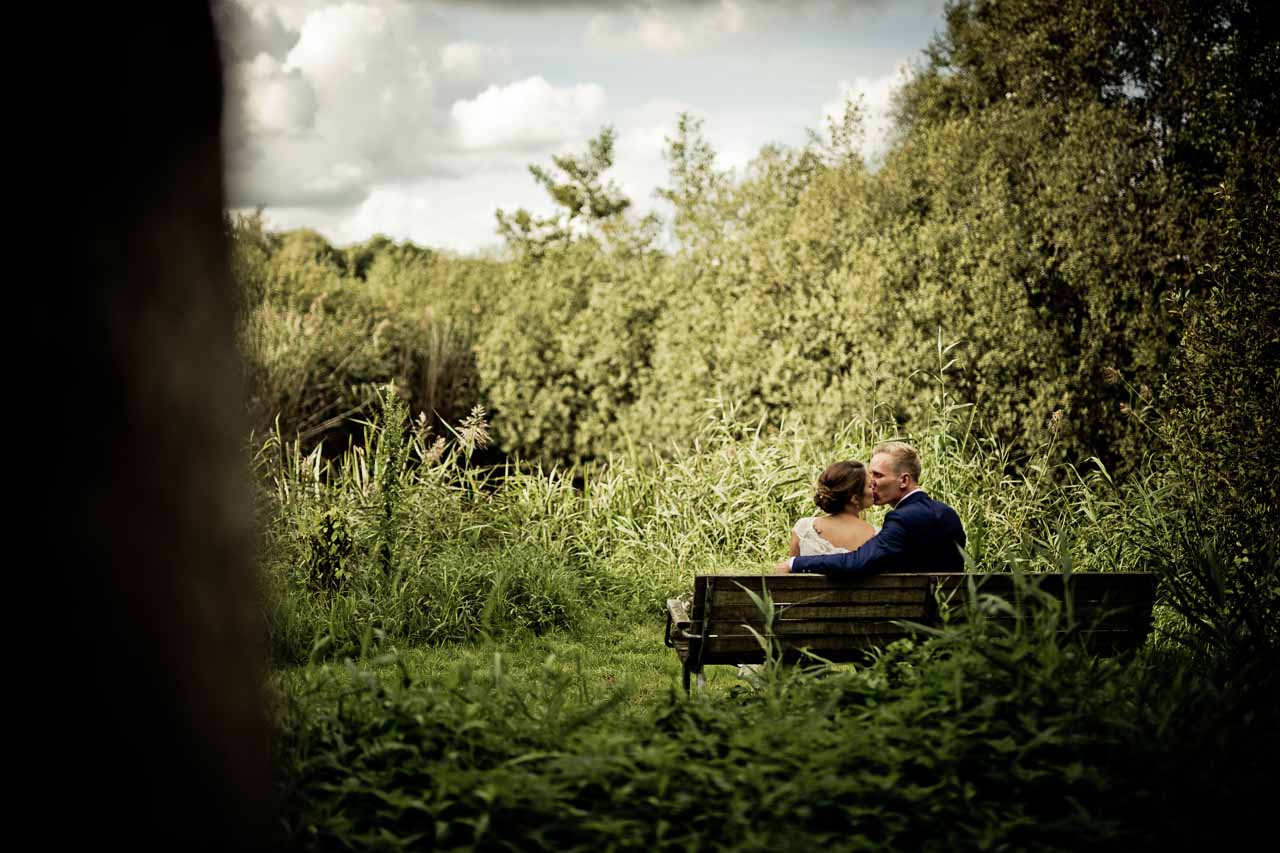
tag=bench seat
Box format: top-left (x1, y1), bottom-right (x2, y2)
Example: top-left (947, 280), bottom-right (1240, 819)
top-left (665, 572), bottom-right (1158, 691)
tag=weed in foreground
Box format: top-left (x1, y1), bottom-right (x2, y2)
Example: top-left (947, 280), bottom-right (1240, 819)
top-left (274, 594), bottom-right (1276, 851)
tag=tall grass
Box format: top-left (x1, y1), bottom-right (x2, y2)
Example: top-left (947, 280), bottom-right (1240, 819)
top-left (232, 213), bottom-right (489, 454)
top-left (260, 372), bottom-right (1277, 849)
top-left (257, 387), bottom-right (583, 665)
top-left (275, 596), bottom-right (1274, 851)
top-left (257, 366), bottom-right (1187, 666)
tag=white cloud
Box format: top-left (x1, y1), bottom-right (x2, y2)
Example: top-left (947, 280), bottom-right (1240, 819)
top-left (246, 167), bottom-right (553, 255)
top-left (711, 1), bottom-right (748, 34)
top-left (450, 76), bottom-right (608, 150)
top-left (221, 1), bottom-right (613, 222)
top-left (341, 173), bottom-right (543, 253)
top-left (585, 1), bottom-right (749, 56)
top-left (230, 53), bottom-right (317, 137)
top-left (286, 3), bottom-right (391, 82)
top-left (441, 40), bottom-right (511, 76)
top-left (218, 0), bottom-right (946, 251)
top-left (821, 62), bottom-right (910, 161)
top-left (610, 98), bottom-right (692, 206)
top-left (302, 161), bottom-right (368, 197)
top-left (634, 14), bottom-right (691, 55)
top-left (224, 0), bottom-right (458, 208)
top-left (214, 0), bottom-right (299, 62)
top-left (227, 136), bottom-right (373, 208)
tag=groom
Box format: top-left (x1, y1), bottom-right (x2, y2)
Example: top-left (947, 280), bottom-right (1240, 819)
top-left (775, 441), bottom-right (966, 575)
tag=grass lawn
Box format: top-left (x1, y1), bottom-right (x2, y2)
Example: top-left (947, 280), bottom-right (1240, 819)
top-left (271, 613), bottom-right (747, 715)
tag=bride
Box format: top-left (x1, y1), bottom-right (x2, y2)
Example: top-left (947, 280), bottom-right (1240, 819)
top-left (789, 460), bottom-right (876, 558)
top-left (738, 460), bottom-right (878, 681)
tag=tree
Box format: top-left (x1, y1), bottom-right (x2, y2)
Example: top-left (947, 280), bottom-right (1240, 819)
top-left (657, 113), bottom-right (731, 249)
top-left (878, 0), bottom-right (1278, 470)
top-left (496, 127), bottom-right (631, 257)
top-left (480, 128), bottom-right (669, 463)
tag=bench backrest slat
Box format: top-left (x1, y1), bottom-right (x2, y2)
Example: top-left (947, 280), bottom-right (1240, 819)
top-left (674, 572), bottom-right (1158, 668)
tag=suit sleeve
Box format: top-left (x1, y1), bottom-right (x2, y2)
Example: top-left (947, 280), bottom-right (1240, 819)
top-left (791, 512), bottom-right (910, 576)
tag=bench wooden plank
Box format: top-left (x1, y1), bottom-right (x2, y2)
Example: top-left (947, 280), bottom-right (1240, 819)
top-left (941, 600), bottom-right (1156, 618)
top-left (709, 604), bottom-right (932, 621)
top-left (933, 572), bottom-right (1156, 597)
top-left (705, 619), bottom-right (924, 637)
top-left (667, 572), bottom-right (1159, 691)
top-left (700, 637), bottom-right (903, 652)
top-left (710, 588), bottom-right (932, 606)
top-left (697, 630), bottom-right (1149, 663)
top-left (699, 625), bottom-right (1151, 651)
top-left (719, 574), bottom-right (934, 590)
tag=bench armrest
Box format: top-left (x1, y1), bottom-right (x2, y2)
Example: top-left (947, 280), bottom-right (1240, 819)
top-left (664, 597), bottom-right (693, 648)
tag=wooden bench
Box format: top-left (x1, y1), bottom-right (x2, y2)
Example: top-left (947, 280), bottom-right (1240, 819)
top-left (664, 572), bottom-right (1158, 691)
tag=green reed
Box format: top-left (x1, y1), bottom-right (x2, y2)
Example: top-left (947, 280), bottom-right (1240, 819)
top-left (255, 364), bottom-right (1200, 666)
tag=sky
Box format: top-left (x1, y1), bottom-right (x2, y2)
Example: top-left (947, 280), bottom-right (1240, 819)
top-left (217, 0), bottom-right (948, 254)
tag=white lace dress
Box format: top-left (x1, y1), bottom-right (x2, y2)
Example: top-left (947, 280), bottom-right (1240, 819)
top-left (738, 517), bottom-right (853, 681)
top-left (792, 516), bottom-right (852, 556)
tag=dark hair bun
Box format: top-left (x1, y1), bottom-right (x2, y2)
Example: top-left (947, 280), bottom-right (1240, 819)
top-left (814, 460), bottom-right (867, 514)
top-left (814, 484), bottom-right (843, 514)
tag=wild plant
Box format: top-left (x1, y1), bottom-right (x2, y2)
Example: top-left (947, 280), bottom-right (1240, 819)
top-left (1136, 507), bottom-right (1280, 692)
top-left (369, 383), bottom-right (411, 574)
top-left (257, 392), bottom-right (582, 665)
top-left (274, 575), bottom-right (1278, 852)
top-left (257, 359), bottom-right (1198, 666)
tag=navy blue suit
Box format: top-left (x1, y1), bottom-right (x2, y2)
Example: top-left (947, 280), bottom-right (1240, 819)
top-left (792, 491), bottom-right (966, 576)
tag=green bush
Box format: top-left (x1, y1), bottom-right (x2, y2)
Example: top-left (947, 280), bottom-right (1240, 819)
top-left (259, 377), bottom-right (1186, 665)
top-left (232, 217), bottom-right (498, 451)
top-left (227, 3), bottom-right (1277, 479)
top-left (274, 597), bottom-right (1275, 851)
top-left (258, 389), bottom-right (583, 665)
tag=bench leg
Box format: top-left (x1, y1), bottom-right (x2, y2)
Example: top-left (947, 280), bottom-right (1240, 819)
top-left (695, 670), bottom-right (706, 690)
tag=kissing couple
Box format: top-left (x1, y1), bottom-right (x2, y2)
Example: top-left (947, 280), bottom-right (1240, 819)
top-left (775, 441), bottom-right (966, 576)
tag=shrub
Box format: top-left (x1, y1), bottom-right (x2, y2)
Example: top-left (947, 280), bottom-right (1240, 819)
top-left (274, 595), bottom-right (1276, 850)
top-left (231, 218), bottom-right (497, 452)
top-left (259, 379), bottom-right (1189, 664)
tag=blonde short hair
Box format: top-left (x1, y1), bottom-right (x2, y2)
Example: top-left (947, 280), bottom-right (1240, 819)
top-left (872, 441), bottom-right (921, 483)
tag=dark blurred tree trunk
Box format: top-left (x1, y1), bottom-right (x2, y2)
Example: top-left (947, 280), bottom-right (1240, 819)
top-left (22, 4), bottom-right (271, 848)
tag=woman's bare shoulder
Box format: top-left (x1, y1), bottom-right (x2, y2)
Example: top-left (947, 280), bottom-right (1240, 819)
top-left (817, 514), bottom-right (875, 550)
